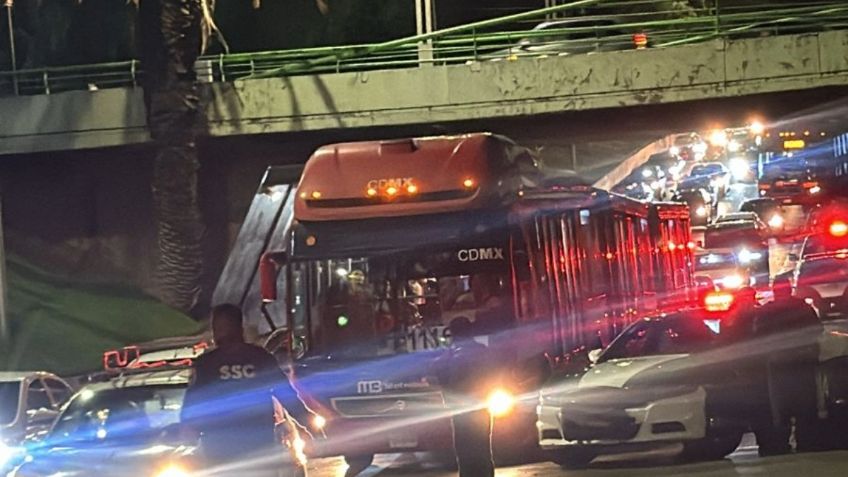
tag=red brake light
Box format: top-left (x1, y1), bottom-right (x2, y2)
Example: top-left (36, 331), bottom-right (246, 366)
top-left (633, 33), bottom-right (648, 49)
top-left (802, 181), bottom-right (819, 189)
top-left (704, 291), bottom-right (734, 312)
top-left (830, 221), bottom-right (848, 237)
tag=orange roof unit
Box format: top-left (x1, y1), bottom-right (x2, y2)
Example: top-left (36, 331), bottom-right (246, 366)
top-left (294, 133), bottom-right (533, 221)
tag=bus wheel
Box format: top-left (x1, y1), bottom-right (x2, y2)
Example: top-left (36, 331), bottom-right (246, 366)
top-left (343, 454), bottom-right (374, 476)
top-left (548, 448), bottom-right (596, 469)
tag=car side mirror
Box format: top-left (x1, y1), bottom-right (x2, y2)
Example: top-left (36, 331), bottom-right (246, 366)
top-left (588, 348), bottom-right (603, 364)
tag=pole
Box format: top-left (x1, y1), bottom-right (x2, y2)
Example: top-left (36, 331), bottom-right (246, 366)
top-left (4, 0), bottom-right (17, 95)
top-left (0, 193), bottom-right (8, 343)
top-left (415, 0), bottom-right (434, 66)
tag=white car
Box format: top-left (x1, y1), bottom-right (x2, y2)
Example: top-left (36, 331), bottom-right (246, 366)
top-left (694, 248), bottom-right (753, 289)
top-left (537, 313), bottom-right (743, 469)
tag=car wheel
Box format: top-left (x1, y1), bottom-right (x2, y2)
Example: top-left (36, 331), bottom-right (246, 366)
top-left (548, 447), bottom-right (596, 469)
top-left (343, 454), bottom-right (374, 476)
top-left (683, 432), bottom-right (743, 461)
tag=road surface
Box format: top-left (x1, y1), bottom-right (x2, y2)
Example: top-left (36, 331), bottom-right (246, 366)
top-left (307, 441), bottom-right (848, 477)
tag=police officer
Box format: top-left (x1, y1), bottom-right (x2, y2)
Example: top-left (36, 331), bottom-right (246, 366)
top-left (435, 317), bottom-right (497, 477)
top-left (754, 277), bottom-right (823, 455)
top-left (181, 304), bottom-right (313, 475)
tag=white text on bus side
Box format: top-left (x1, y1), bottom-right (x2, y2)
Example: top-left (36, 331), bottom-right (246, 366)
top-left (457, 248), bottom-right (504, 262)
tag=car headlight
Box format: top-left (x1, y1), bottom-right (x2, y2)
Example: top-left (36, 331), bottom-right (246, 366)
top-left (153, 464), bottom-right (191, 477)
top-left (695, 206), bottom-right (707, 217)
top-left (810, 186), bottom-right (822, 194)
top-left (768, 214), bottom-right (784, 228)
top-left (721, 274), bottom-right (744, 289)
top-left (486, 389), bottom-right (516, 418)
top-left (737, 248), bottom-right (762, 264)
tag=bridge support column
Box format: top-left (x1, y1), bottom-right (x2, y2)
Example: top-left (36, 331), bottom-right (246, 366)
top-left (415, 0), bottom-right (436, 66)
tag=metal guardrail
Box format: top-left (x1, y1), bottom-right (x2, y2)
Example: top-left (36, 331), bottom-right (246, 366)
top-left (0, 0), bottom-right (847, 96)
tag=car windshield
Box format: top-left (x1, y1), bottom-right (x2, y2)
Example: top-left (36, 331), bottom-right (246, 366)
top-left (690, 164), bottom-right (723, 176)
top-left (291, 251), bottom-right (512, 359)
top-left (0, 381), bottom-right (21, 426)
top-left (695, 252), bottom-right (738, 271)
top-left (601, 317), bottom-right (716, 362)
top-left (50, 385), bottom-right (185, 444)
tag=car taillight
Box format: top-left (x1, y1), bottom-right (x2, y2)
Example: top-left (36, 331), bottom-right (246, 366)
top-left (633, 33), bottom-right (648, 49)
top-left (704, 291), bottom-right (734, 312)
top-left (759, 184), bottom-right (771, 190)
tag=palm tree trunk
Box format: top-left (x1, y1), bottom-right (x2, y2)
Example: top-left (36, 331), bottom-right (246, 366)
top-left (138, 0), bottom-right (205, 315)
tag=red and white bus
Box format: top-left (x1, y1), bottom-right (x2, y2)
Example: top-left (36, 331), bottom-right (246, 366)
top-left (257, 133), bottom-right (695, 466)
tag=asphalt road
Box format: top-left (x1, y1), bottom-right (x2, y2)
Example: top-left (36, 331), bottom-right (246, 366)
top-left (307, 442), bottom-right (848, 477)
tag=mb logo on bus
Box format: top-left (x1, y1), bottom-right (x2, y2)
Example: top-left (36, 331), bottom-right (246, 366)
top-left (457, 247), bottom-right (504, 262)
top-left (357, 380), bottom-right (384, 394)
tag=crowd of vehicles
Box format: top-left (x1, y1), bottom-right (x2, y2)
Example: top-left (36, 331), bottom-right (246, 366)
top-left (4, 129), bottom-right (848, 476)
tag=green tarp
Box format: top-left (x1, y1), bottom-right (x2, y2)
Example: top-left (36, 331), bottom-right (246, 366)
top-left (0, 254), bottom-right (203, 376)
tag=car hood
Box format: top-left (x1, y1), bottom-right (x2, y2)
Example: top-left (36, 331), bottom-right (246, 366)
top-left (15, 442), bottom-right (196, 477)
top-left (578, 354), bottom-right (690, 389)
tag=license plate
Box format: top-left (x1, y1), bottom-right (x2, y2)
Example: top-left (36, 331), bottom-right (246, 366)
top-left (389, 434), bottom-right (419, 449)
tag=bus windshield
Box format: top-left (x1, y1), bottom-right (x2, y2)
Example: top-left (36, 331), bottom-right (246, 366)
top-left (292, 250), bottom-right (513, 359)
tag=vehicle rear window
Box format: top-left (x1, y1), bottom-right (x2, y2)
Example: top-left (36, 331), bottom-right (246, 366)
top-left (695, 252), bottom-right (737, 271)
top-left (0, 381), bottom-right (21, 425)
top-left (601, 318), bottom-right (715, 361)
top-left (704, 227), bottom-right (762, 249)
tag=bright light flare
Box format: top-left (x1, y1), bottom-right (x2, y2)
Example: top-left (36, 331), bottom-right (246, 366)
top-left (486, 389), bottom-right (515, 418)
top-left (768, 214), bottom-right (784, 229)
top-left (154, 464), bottom-right (190, 477)
top-left (310, 191), bottom-right (322, 199)
top-left (292, 437), bottom-right (308, 466)
top-left (406, 184), bottom-right (418, 194)
top-left (727, 140), bottom-right (741, 153)
top-left (366, 188), bottom-right (377, 197)
top-left (737, 248), bottom-right (762, 264)
top-left (729, 157), bottom-right (749, 181)
top-left (709, 129), bottom-right (728, 147)
top-left (721, 274), bottom-right (744, 289)
top-left (830, 221), bottom-right (848, 237)
top-left (386, 186), bottom-right (398, 196)
top-left (312, 414), bottom-right (327, 430)
top-left (695, 206), bottom-right (707, 217)
top-left (463, 178), bottom-right (475, 189)
top-left (750, 121), bottom-right (765, 135)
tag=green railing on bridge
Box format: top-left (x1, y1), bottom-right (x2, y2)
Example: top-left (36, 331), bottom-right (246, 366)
top-left (0, 0), bottom-right (846, 96)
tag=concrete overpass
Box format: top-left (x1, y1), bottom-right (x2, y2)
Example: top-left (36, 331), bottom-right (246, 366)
top-left (2, 30), bottom-right (848, 157)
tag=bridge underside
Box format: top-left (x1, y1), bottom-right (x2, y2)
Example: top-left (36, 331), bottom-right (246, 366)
top-left (2, 31), bottom-right (848, 157)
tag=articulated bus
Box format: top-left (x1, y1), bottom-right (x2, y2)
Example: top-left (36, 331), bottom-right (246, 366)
top-left (758, 129), bottom-right (848, 205)
top-left (258, 133), bottom-right (694, 466)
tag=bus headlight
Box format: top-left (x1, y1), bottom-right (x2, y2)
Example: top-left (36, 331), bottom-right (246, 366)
top-left (486, 389), bottom-right (516, 418)
top-left (768, 214), bottom-right (784, 229)
top-left (154, 464), bottom-right (191, 477)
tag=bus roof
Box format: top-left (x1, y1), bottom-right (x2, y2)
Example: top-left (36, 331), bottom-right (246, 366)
top-left (294, 133), bottom-right (539, 221)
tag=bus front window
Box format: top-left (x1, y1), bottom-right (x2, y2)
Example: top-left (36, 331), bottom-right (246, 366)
top-left (299, 253), bottom-right (513, 358)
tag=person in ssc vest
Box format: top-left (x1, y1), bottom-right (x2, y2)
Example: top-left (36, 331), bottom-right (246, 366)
top-left (181, 304), bottom-right (314, 474)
